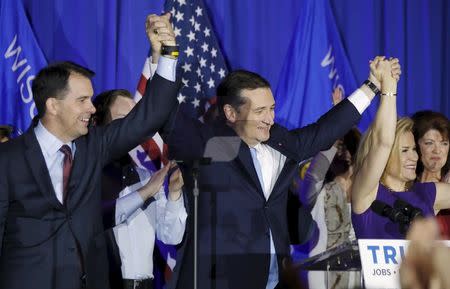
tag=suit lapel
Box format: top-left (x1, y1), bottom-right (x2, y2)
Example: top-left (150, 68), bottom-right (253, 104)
top-left (212, 121), bottom-right (265, 199)
top-left (24, 129), bottom-right (64, 210)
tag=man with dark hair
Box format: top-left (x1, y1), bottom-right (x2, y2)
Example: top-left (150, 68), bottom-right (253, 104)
top-left (93, 88), bottom-right (187, 289)
top-left (166, 60), bottom-right (395, 289)
top-left (0, 26), bottom-right (180, 289)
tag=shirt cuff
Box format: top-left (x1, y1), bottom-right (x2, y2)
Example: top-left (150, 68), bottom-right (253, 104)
top-left (149, 57), bottom-right (158, 79)
top-left (156, 56), bottom-right (177, 82)
top-left (115, 191), bottom-right (144, 224)
top-left (347, 88), bottom-right (371, 115)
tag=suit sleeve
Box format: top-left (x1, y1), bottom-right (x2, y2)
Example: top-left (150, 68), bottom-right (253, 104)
top-left (99, 73), bottom-right (181, 165)
top-left (298, 147), bottom-right (337, 210)
top-left (164, 110), bottom-right (208, 161)
top-left (271, 98), bottom-right (361, 162)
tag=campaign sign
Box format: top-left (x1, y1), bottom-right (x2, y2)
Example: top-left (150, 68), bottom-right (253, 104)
top-left (358, 239), bottom-right (407, 289)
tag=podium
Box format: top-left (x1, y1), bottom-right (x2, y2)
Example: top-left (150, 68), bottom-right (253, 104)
top-left (296, 240), bottom-right (361, 271)
top-left (294, 240), bottom-right (363, 289)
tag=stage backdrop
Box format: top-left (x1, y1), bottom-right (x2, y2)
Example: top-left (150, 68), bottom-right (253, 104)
top-left (5, 0), bottom-right (450, 129)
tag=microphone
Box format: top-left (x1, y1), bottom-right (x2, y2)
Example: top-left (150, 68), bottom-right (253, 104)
top-left (394, 198), bottom-right (423, 221)
top-left (370, 200), bottom-right (410, 225)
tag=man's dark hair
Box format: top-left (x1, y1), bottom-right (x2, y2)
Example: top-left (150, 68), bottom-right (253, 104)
top-left (216, 70), bottom-right (271, 120)
top-left (93, 89), bottom-right (133, 126)
top-left (32, 61), bottom-right (95, 118)
top-left (412, 110), bottom-right (450, 178)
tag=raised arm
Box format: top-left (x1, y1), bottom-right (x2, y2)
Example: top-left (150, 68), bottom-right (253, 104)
top-left (299, 142), bottom-right (337, 210)
top-left (351, 57), bottom-right (401, 213)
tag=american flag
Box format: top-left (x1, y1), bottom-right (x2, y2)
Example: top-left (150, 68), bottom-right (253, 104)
top-left (130, 0), bottom-right (228, 287)
top-left (166, 0), bottom-right (228, 117)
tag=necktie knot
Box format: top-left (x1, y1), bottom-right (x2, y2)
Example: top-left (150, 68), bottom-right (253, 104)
top-left (60, 144), bottom-right (72, 160)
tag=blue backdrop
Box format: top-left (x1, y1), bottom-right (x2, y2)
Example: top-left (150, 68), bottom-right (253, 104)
top-left (6, 0), bottom-right (450, 129)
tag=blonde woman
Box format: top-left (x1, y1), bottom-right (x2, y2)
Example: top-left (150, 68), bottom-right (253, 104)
top-left (351, 57), bottom-right (450, 238)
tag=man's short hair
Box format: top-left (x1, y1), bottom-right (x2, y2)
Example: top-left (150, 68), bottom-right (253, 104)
top-left (93, 89), bottom-right (133, 126)
top-left (32, 61), bottom-right (95, 119)
top-left (216, 70), bottom-right (271, 120)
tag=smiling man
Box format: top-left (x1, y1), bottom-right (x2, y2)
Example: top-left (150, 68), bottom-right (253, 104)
top-left (0, 58), bottom-right (180, 289)
top-left (166, 67), bottom-right (387, 289)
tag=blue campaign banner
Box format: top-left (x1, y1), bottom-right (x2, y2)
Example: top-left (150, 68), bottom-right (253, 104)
top-left (0, 0), bottom-right (47, 133)
top-left (274, 0), bottom-right (363, 130)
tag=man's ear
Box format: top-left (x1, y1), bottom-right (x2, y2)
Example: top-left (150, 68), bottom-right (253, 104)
top-left (45, 98), bottom-right (59, 116)
top-left (223, 104), bottom-right (237, 123)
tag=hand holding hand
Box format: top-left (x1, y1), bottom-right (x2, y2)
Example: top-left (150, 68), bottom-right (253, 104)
top-left (137, 164), bottom-right (170, 201)
top-left (145, 12), bottom-right (176, 63)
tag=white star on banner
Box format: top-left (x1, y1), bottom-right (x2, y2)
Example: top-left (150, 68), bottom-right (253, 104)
top-left (204, 27), bottom-right (210, 37)
top-left (184, 46), bottom-right (194, 57)
top-left (182, 78), bottom-right (189, 87)
top-left (187, 31), bottom-right (196, 42)
top-left (194, 22), bottom-right (201, 31)
top-left (199, 57), bottom-right (207, 67)
top-left (175, 11), bottom-right (184, 22)
top-left (177, 93), bottom-right (186, 103)
top-left (174, 27), bottom-right (181, 37)
top-left (194, 82), bottom-right (201, 92)
top-left (195, 6), bottom-right (203, 17)
top-left (211, 48), bottom-right (217, 58)
top-left (182, 62), bottom-right (192, 72)
top-left (191, 98), bottom-right (200, 108)
top-left (207, 77), bottom-right (215, 88)
top-left (218, 68), bottom-right (226, 78)
top-left (178, 0), bottom-right (186, 6)
top-left (210, 63), bottom-right (215, 73)
top-left (201, 42), bottom-right (209, 52)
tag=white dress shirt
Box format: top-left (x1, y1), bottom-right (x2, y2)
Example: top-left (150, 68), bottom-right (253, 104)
top-left (113, 166), bottom-right (187, 280)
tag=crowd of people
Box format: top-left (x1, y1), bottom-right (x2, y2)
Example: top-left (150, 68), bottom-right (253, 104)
top-left (1, 12), bottom-right (450, 289)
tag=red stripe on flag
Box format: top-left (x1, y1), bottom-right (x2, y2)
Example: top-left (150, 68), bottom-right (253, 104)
top-left (137, 74), bottom-right (149, 96)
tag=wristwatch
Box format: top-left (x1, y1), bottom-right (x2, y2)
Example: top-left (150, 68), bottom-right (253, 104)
top-left (161, 45), bottom-right (179, 58)
top-left (363, 79), bottom-right (380, 95)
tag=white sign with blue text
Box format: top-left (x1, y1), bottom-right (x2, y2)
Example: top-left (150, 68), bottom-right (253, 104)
top-left (358, 239), bottom-right (407, 289)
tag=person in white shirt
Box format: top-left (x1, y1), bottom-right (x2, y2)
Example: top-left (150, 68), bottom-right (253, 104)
top-left (94, 87), bottom-right (187, 289)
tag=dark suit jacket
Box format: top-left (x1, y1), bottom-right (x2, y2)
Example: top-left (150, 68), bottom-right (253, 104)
top-left (165, 99), bottom-right (361, 289)
top-left (0, 74), bottom-right (180, 289)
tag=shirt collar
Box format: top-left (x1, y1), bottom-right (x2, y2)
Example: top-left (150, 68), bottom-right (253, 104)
top-left (34, 121), bottom-right (73, 157)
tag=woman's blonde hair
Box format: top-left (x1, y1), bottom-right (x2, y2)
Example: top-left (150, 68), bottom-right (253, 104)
top-left (354, 117), bottom-right (415, 183)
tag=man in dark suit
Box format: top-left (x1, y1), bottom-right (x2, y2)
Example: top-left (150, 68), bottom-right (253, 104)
top-left (0, 50), bottom-right (180, 288)
top-left (167, 59), bottom-right (397, 289)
